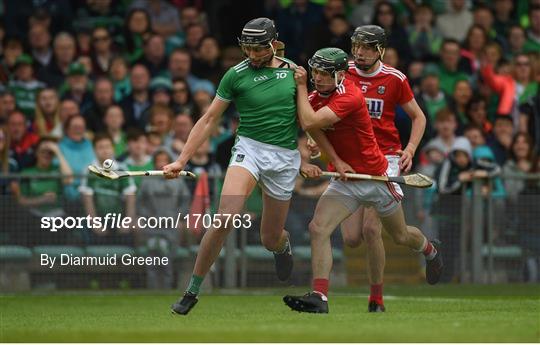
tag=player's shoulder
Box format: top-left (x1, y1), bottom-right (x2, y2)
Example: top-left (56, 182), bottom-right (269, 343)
top-left (229, 59), bottom-right (251, 75)
top-left (336, 83), bottom-right (348, 97)
top-left (339, 78), bottom-right (361, 95)
top-left (346, 61), bottom-right (359, 76)
top-left (331, 80), bottom-right (361, 105)
top-left (276, 56), bottom-right (297, 69)
top-left (380, 63), bottom-right (407, 82)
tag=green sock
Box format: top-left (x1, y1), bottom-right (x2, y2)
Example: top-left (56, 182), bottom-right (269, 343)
top-left (186, 275), bottom-right (204, 295)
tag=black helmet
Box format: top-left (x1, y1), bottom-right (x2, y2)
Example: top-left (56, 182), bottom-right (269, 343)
top-left (351, 25), bottom-right (386, 71)
top-left (351, 25), bottom-right (386, 51)
top-left (238, 17), bottom-right (278, 46)
top-left (308, 47), bottom-right (348, 75)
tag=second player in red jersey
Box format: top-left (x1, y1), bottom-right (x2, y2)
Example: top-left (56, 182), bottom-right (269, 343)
top-left (346, 61), bottom-right (415, 155)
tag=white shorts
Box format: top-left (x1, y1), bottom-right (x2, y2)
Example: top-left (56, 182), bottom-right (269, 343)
top-left (322, 155), bottom-right (404, 217)
top-left (229, 136), bottom-right (301, 201)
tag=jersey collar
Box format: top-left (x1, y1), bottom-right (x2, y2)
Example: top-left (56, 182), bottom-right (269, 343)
top-left (317, 91), bottom-right (331, 98)
top-left (355, 61), bottom-right (383, 78)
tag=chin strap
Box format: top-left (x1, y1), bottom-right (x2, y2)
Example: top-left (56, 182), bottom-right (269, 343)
top-left (334, 73), bottom-right (343, 88)
top-left (355, 56), bottom-right (379, 71)
top-left (314, 73), bottom-right (345, 96)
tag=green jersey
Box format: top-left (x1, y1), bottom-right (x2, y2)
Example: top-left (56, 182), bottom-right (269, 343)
top-left (112, 132), bottom-right (127, 157)
top-left (8, 79), bottom-right (45, 120)
top-left (523, 38), bottom-right (540, 54)
top-left (437, 64), bottom-right (469, 97)
top-left (20, 164), bottom-right (63, 213)
top-left (216, 57), bottom-right (298, 149)
top-left (422, 92), bottom-right (448, 122)
top-left (519, 82), bottom-right (539, 104)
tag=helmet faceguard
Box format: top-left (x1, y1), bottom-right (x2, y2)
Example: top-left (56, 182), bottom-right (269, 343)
top-left (308, 48), bottom-right (348, 94)
top-left (351, 25), bottom-right (386, 71)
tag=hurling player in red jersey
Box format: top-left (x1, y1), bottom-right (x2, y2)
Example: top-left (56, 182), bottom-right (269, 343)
top-left (283, 48), bottom-right (443, 314)
top-left (340, 25), bottom-right (435, 312)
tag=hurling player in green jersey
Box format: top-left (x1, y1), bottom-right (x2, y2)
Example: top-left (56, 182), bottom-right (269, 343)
top-left (165, 18), bottom-right (302, 315)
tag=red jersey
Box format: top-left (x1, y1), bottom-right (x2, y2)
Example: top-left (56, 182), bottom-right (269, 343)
top-left (346, 62), bottom-right (414, 155)
top-left (309, 79), bottom-right (388, 176)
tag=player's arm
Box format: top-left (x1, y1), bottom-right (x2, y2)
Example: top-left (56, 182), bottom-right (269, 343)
top-left (11, 182), bottom-right (57, 207)
top-left (400, 98), bottom-right (427, 172)
top-left (308, 128), bottom-right (355, 178)
top-left (307, 129), bottom-right (339, 163)
top-left (177, 98), bottom-right (228, 165)
top-left (45, 141), bottom-right (73, 185)
top-left (298, 134), bottom-right (322, 178)
top-left (164, 98), bottom-right (229, 176)
top-left (297, 100), bottom-right (355, 178)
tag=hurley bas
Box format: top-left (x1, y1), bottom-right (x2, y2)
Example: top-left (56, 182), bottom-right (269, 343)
top-left (40, 253), bottom-right (169, 268)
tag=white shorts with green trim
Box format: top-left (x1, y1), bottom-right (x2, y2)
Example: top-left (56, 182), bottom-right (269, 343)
top-left (229, 136), bottom-right (301, 201)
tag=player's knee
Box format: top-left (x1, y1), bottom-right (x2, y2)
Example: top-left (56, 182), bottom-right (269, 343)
top-left (390, 231), bottom-right (408, 246)
top-left (308, 220), bottom-right (325, 239)
top-left (260, 231), bottom-right (282, 251)
top-left (363, 224), bottom-right (381, 244)
top-left (342, 232), bottom-right (362, 248)
top-left (215, 209), bottom-right (242, 230)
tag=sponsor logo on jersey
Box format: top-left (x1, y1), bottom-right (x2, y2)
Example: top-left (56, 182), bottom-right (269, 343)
top-left (236, 154), bottom-right (245, 162)
top-left (377, 86), bottom-right (386, 94)
top-left (365, 98), bottom-right (384, 119)
top-left (254, 75), bottom-right (269, 82)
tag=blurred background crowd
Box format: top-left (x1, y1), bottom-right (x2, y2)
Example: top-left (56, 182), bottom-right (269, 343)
top-left (0, 0), bottom-right (539, 286)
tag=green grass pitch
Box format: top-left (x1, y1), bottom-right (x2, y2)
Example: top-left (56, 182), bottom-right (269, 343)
top-left (1, 284), bottom-right (539, 342)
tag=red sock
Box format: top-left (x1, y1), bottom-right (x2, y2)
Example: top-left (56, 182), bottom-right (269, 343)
top-left (369, 283), bottom-right (384, 305)
top-left (312, 278), bottom-right (329, 297)
top-left (423, 241), bottom-right (436, 257)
